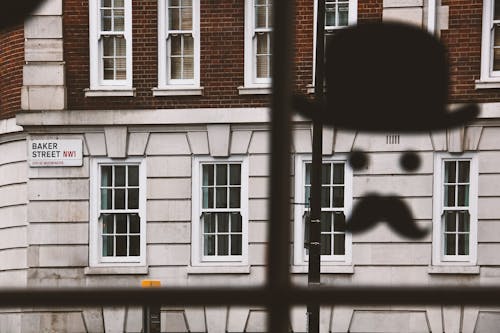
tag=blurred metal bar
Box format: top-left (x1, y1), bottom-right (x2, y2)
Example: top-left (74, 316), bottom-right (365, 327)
top-left (269, 0), bottom-right (295, 332)
top-left (2, 286), bottom-right (500, 307)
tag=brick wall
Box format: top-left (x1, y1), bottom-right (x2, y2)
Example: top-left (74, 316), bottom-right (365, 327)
top-left (0, 24), bottom-right (24, 119)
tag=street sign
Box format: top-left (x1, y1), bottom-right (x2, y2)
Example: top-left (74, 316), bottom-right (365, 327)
top-left (28, 139), bottom-right (83, 167)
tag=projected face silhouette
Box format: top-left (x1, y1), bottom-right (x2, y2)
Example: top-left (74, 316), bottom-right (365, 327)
top-left (346, 149), bottom-right (427, 239)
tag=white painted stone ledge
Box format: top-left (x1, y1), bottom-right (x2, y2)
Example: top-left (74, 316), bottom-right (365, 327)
top-left (84, 266), bottom-right (148, 275)
top-left (291, 265), bottom-right (354, 274)
top-left (428, 265), bottom-right (480, 275)
top-left (0, 118), bottom-right (23, 135)
top-left (187, 265), bottom-right (250, 274)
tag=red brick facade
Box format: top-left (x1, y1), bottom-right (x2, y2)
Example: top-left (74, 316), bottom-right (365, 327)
top-left (0, 24), bottom-right (24, 120)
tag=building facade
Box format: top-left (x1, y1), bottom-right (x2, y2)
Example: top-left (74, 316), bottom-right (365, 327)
top-left (2, 0), bottom-right (500, 332)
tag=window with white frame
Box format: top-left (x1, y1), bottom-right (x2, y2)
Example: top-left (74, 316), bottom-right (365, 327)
top-left (192, 157), bottom-right (248, 265)
top-left (478, 0), bottom-right (500, 87)
top-left (90, 159), bottom-right (146, 266)
top-left (88, 0), bottom-right (132, 90)
top-left (433, 154), bottom-right (478, 265)
top-left (294, 156), bottom-right (352, 266)
top-left (243, 0), bottom-right (273, 89)
top-left (157, 0), bottom-right (200, 90)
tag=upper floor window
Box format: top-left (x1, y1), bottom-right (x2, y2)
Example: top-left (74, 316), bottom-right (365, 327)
top-left (294, 155), bottom-right (353, 266)
top-left (157, 0), bottom-right (200, 91)
top-left (191, 157), bottom-right (249, 266)
top-left (88, 0), bottom-right (133, 90)
top-left (242, 0), bottom-right (273, 91)
top-left (478, 0), bottom-right (500, 87)
top-left (432, 154), bottom-right (478, 265)
top-left (90, 158), bottom-right (146, 266)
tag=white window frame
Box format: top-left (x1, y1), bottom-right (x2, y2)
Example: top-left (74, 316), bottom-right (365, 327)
top-left (191, 156), bottom-right (249, 266)
top-left (293, 154), bottom-right (353, 266)
top-left (157, 0), bottom-right (201, 91)
top-left (88, 0), bottom-right (133, 90)
top-left (432, 153), bottom-right (478, 266)
top-left (89, 157), bottom-right (147, 267)
top-left (242, 0), bottom-right (273, 91)
top-left (478, 0), bottom-right (500, 88)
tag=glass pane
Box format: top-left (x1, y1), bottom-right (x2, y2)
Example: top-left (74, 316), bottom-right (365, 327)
top-left (305, 163), bottom-right (311, 185)
top-left (445, 234), bottom-right (456, 255)
top-left (458, 234), bottom-right (469, 255)
top-left (458, 212), bottom-right (470, 232)
top-left (181, 7), bottom-right (192, 30)
top-left (445, 212), bottom-right (456, 232)
top-left (115, 189), bottom-right (125, 209)
top-left (103, 37), bottom-right (114, 56)
top-left (204, 213), bottom-right (216, 233)
top-left (202, 188), bottom-right (213, 209)
top-left (257, 33), bottom-right (268, 54)
top-left (445, 161), bottom-right (456, 183)
top-left (102, 214), bottom-right (114, 234)
top-left (116, 214), bottom-right (127, 233)
top-left (101, 189), bottom-right (113, 209)
top-left (116, 58), bottom-right (126, 70)
top-left (169, 7), bottom-right (180, 30)
top-left (321, 187), bottom-right (330, 208)
top-left (444, 185), bottom-right (455, 206)
top-left (333, 187), bottom-right (344, 208)
top-left (255, 4), bottom-right (267, 28)
top-left (115, 166), bottom-right (125, 186)
top-left (231, 213), bottom-right (242, 232)
top-left (184, 57), bottom-right (194, 79)
top-left (101, 166), bottom-right (112, 186)
top-left (128, 188), bottom-right (139, 209)
top-left (321, 234), bottom-right (331, 255)
top-left (171, 57), bottom-right (181, 79)
top-left (457, 185), bottom-right (469, 206)
top-left (113, 10), bottom-right (124, 31)
top-left (229, 187), bottom-right (241, 208)
top-left (333, 234), bottom-right (345, 255)
top-left (495, 1), bottom-right (500, 21)
top-left (256, 55), bottom-right (269, 78)
top-left (321, 164), bottom-right (331, 184)
top-left (170, 0), bottom-right (180, 6)
top-left (321, 212), bottom-right (332, 232)
top-left (325, 4), bottom-right (336, 26)
top-left (203, 164), bottom-right (214, 186)
top-left (458, 161), bottom-right (470, 182)
top-left (216, 164), bottom-right (228, 185)
top-left (102, 236), bottom-right (114, 256)
top-left (218, 213), bottom-right (229, 232)
top-left (116, 37), bottom-right (126, 56)
top-left (304, 186), bottom-right (311, 207)
top-left (171, 35), bottom-right (182, 56)
top-left (230, 164), bottom-right (241, 185)
top-left (495, 25), bottom-right (500, 47)
top-left (218, 235), bottom-right (229, 255)
top-left (216, 187), bottom-right (227, 208)
top-left (128, 165), bottom-right (139, 186)
top-left (204, 235), bottom-right (215, 255)
top-left (184, 35), bottom-right (194, 55)
top-left (104, 58), bottom-right (114, 72)
top-left (114, 0), bottom-right (124, 7)
top-left (334, 212), bottom-right (346, 232)
top-left (116, 69), bottom-right (126, 80)
top-left (338, 3), bottom-right (349, 26)
top-left (333, 164), bottom-right (344, 184)
top-left (115, 236), bottom-right (127, 256)
top-left (101, 9), bottom-right (112, 30)
top-left (129, 214), bottom-right (140, 233)
top-left (494, 48), bottom-right (500, 71)
top-left (231, 235), bottom-right (242, 255)
top-left (104, 69), bottom-right (114, 80)
top-left (102, 0), bottom-right (112, 7)
top-left (129, 236), bottom-right (140, 256)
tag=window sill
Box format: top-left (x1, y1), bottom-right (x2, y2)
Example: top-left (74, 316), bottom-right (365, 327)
top-left (291, 265), bottom-right (354, 274)
top-left (237, 85), bottom-right (271, 95)
top-left (152, 87), bottom-right (204, 96)
top-left (84, 88), bottom-right (136, 97)
top-left (428, 265), bottom-right (480, 275)
top-left (475, 80), bottom-right (500, 89)
top-left (306, 84), bottom-right (326, 94)
top-left (84, 266), bottom-right (148, 275)
top-left (187, 265), bottom-right (250, 275)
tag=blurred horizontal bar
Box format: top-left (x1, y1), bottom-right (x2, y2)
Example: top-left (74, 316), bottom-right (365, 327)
top-left (1, 286), bottom-right (500, 307)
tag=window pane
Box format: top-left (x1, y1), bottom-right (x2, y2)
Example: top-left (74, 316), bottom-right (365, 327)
top-left (229, 187), bottom-right (241, 208)
top-left (128, 166), bottom-right (139, 186)
top-left (458, 161), bottom-right (470, 182)
top-left (101, 9), bottom-right (112, 30)
top-left (495, 1), bottom-right (500, 21)
top-left (115, 69), bottom-right (126, 80)
top-left (116, 58), bottom-right (126, 71)
top-left (116, 214), bottom-right (127, 233)
top-left (184, 35), bottom-right (194, 54)
top-left (334, 212), bottom-right (346, 232)
top-left (216, 164), bottom-right (228, 185)
top-left (114, 0), bottom-right (124, 7)
top-left (102, 0), bottom-right (112, 7)
top-left (115, 166), bottom-right (125, 186)
top-left (218, 213), bottom-right (229, 232)
top-left (101, 166), bottom-right (112, 186)
top-left (256, 55), bottom-right (269, 78)
top-left (129, 214), bottom-right (140, 233)
top-left (203, 164), bottom-right (214, 186)
top-left (444, 185), bottom-right (455, 206)
top-left (231, 213), bottom-right (242, 232)
top-left (321, 187), bottom-right (330, 208)
top-left (102, 236), bottom-right (114, 256)
top-left (171, 35), bottom-right (182, 55)
top-left (305, 164), bottom-right (311, 185)
top-left (321, 164), bottom-right (331, 184)
top-left (255, 4), bottom-right (267, 28)
top-left (103, 37), bottom-right (114, 56)
top-left (321, 234), bottom-right (332, 255)
top-left (204, 213), bottom-right (216, 233)
top-left (457, 185), bottom-right (469, 206)
top-left (333, 164), bottom-right (344, 184)
top-left (458, 234), bottom-right (469, 255)
top-left (113, 10), bottom-right (124, 31)
top-left (184, 57), bottom-right (194, 79)
top-left (445, 212), bottom-right (456, 232)
top-left (101, 189), bottom-right (113, 209)
top-left (458, 212), bottom-right (470, 232)
top-left (304, 186), bottom-right (311, 207)
top-left (333, 187), bottom-right (344, 207)
top-left (202, 187), bottom-right (214, 209)
top-left (216, 187), bottom-right (227, 208)
top-left (115, 189), bottom-right (125, 209)
top-left (182, 0), bottom-right (192, 5)
top-left (338, 3), bottom-right (349, 26)
top-left (257, 33), bottom-right (268, 54)
top-left (445, 234), bottom-right (456, 255)
top-left (181, 7), bottom-right (192, 30)
top-left (325, 4), bottom-right (336, 26)
top-left (169, 7), bottom-right (180, 30)
top-left (231, 235), bottom-right (242, 255)
top-left (171, 57), bottom-right (182, 79)
top-left (333, 234), bottom-right (345, 255)
top-left (116, 38), bottom-right (126, 56)
top-left (204, 235), bottom-right (215, 255)
top-left (129, 236), bottom-right (140, 256)
top-left (128, 188), bottom-right (139, 209)
top-left (218, 235), bottom-right (229, 255)
top-left (230, 164), bottom-right (241, 185)
top-left (104, 69), bottom-right (114, 80)
top-left (321, 212), bottom-right (332, 232)
top-left (495, 25), bottom-right (500, 46)
top-left (115, 236), bottom-right (127, 256)
top-left (102, 214), bottom-right (114, 234)
top-left (170, 0), bottom-right (180, 6)
top-left (444, 161), bottom-right (456, 183)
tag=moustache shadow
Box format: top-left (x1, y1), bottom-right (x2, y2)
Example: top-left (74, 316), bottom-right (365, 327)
top-left (346, 193), bottom-right (429, 239)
